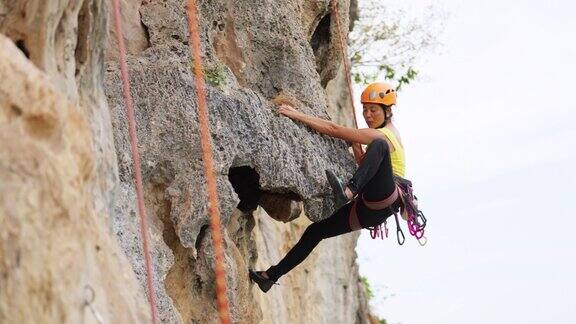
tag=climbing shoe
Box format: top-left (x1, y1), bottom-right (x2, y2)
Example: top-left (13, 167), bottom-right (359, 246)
top-left (325, 170), bottom-right (349, 208)
top-left (249, 269), bottom-right (276, 293)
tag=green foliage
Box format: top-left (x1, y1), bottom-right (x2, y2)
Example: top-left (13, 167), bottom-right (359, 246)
top-left (396, 67), bottom-right (418, 91)
top-left (349, 0), bottom-right (444, 91)
top-left (204, 64), bottom-right (227, 89)
top-left (360, 276), bottom-right (374, 299)
top-left (189, 61), bottom-right (227, 89)
top-left (360, 276), bottom-right (389, 324)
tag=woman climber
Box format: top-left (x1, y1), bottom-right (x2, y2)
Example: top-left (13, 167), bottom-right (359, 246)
top-left (249, 82), bottom-right (405, 293)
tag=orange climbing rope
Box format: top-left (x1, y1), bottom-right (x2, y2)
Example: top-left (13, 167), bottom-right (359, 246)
top-left (111, 1), bottom-right (354, 323)
top-left (331, 0), bottom-right (365, 163)
top-left (110, 1), bottom-right (159, 323)
top-left (331, 0), bottom-right (360, 130)
top-left (185, 1), bottom-right (232, 324)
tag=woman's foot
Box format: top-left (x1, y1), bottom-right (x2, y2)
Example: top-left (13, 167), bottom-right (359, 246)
top-left (249, 269), bottom-right (276, 293)
top-left (326, 170), bottom-right (353, 208)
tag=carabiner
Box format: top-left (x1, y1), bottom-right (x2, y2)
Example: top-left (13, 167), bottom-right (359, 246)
top-left (370, 226), bottom-right (378, 239)
top-left (384, 220), bottom-right (389, 238)
top-left (418, 235), bottom-right (428, 246)
top-left (416, 210), bottom-right (427, 228)
top-left (396, 227), bottom-right (405, 245)
top-left (393, 211), bottom-right (405, 245)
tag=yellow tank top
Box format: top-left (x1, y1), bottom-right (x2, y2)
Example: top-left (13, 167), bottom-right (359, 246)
top-left (376, 127), bottom-right (405, 177)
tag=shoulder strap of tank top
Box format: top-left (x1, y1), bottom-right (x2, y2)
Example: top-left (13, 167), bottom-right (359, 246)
top-left (378, 127), bottom-right (401, 151)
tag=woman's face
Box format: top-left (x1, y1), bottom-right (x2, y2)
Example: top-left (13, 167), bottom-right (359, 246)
top-left (362, 103), bottom-right (385, 128)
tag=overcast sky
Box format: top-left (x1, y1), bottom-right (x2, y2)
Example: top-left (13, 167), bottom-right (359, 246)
top-left (355, 0), bottom-right (576, 323)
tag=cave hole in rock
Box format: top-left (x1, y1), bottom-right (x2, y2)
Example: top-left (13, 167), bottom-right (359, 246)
top-left (228, 166), bottom-right (303, 221)
top-left (75, 0), bottom-right (90, 76)
top-left (310, 13), bottom-right (331, 83)
top-left (195, 224), bottom-right (209, 253)
top-left (228, 166), bottom-right (262, 213)
top-left (15, 40), bottom-right (30, 58)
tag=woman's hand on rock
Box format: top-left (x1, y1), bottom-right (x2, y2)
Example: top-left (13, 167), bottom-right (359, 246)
top-left (278, 104), bottom-right (300, 119)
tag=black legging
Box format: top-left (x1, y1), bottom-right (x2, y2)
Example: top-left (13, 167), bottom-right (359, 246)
top-left (266, 138), bottom-right (401, 281)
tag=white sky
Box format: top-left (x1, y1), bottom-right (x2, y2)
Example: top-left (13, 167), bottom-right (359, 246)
top-left (355, 1), bottom-right (576, 323)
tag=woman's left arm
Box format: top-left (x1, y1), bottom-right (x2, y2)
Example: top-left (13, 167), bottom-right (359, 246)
top-left (278, 104), bottom-right (384, 145)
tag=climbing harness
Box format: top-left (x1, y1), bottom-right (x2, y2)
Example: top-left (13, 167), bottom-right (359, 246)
top-left (366, 177), bottom-right (428, 246)
top-left (111, 1), bottom-right (159, 322)
top-left (185, 1), bottom-right (231, 323)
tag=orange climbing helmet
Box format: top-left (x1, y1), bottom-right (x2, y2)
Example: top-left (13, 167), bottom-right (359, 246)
top-left (360, 82), bottom-right (397, 106)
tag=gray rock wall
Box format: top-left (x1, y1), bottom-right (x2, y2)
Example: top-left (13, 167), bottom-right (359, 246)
top-left (104, 0), bottom-right (372, 323)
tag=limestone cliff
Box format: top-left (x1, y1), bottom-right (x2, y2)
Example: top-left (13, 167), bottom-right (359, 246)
top-left (0, 4), bottom-right (149, 321)
top-left (0, 0), bottom-right (371, 323)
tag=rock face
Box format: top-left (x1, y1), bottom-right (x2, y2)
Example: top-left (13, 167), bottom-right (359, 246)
top-left (0, 0), bottom-right (148, 322)
top-left (251, 214), bottom-right (371, 324)
top-left (0, 0), bottom-right (372, 323)
top-left (0, 0), bottom-right (119, 221)
top-left (0, 34), bottom-right (149, 323)
top-left (105, 0), bottom-right (371, 323)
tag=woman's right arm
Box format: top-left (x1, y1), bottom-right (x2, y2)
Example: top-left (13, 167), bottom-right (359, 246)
top-left (277, 104), bottom-right (395, 161)
top-left (327, 123), bottom-right (391, 147)
top-left (278, 104), bottom-right (386, 144)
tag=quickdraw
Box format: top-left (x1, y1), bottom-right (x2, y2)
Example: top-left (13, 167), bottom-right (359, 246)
top-left (369, 220), bottom-right (389, 240)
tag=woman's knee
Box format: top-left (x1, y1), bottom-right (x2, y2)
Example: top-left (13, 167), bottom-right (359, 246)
top-left (367, 138), bottom-right (390, 156)
top-left (306, 221), bottom-right (338, 242)
top-left (369, 138), bottom-right (388, 149)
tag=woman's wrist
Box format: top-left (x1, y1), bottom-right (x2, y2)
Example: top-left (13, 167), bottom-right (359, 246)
top-left (291, 111), bottom-right (306, 122)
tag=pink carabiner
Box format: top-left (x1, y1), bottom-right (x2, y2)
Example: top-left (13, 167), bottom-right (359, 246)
top-left (407, 215), bottom-right (425, 239)
top-left (370, 225), bottom-right (379, 239)
top-left (384, 220), bottom-right (389, 238)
